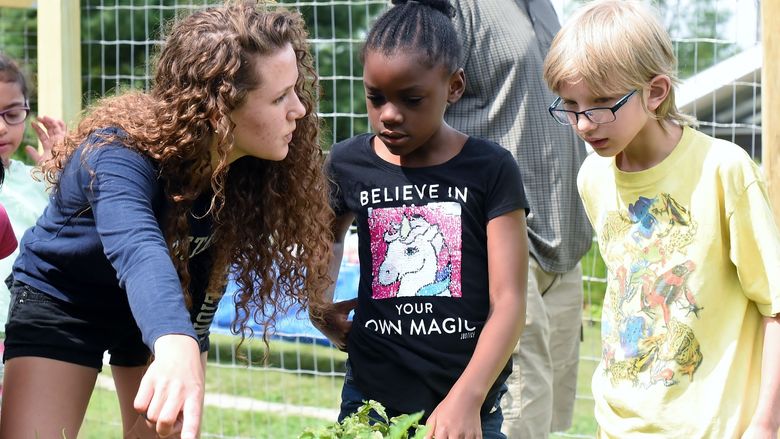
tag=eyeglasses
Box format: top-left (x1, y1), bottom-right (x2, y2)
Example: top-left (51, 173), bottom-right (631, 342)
top-left (548, 90), bottom-right (637, 126)
top-left (0, 104), bottom-right (30, 126)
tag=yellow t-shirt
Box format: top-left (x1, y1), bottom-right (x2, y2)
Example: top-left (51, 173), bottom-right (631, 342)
top-left (578, 126), bottom-right (780, 438)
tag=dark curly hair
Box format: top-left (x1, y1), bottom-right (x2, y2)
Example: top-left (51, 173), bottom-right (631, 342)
top-left (43, 1), bottom-right (334, 347)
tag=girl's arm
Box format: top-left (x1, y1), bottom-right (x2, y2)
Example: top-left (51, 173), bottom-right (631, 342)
top-left (425, 209), bottom-right (528, 439)
top-left (743, 314), bottom-right (780, 439)
top-left (310, 212), bottom-right (357, 350)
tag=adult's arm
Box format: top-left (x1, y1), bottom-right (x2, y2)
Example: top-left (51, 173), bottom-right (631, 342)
top-left (82, 141), bottom-right (203, 438)
top-left (82, 143), bottom-right (196, 347)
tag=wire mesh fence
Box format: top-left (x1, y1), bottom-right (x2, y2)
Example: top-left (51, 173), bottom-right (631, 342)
top-left (0, 0), bottom-right (762, 437)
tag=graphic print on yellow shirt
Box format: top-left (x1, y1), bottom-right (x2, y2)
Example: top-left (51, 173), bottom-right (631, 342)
top-left (368, 201), bottom-right (462, 299)
top-left (601, 192), bottom-right (703, 388)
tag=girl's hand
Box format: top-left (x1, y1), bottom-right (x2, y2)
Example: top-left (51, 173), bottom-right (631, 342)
top-left (312, 298), bottom-right (357, 351)
top-left (134, 334), bottom-right (204, 439)
top-left (424, 393), bottom-right (482, 439)
top-left (25, 115), bottom-right (66, 165)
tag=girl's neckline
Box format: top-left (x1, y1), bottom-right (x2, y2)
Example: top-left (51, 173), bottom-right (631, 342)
top-left (365, 134), bottom-right (473, 172)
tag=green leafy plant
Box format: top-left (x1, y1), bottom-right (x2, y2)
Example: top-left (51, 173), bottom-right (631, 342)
top-left (298, 400), bottom-right (428, 439)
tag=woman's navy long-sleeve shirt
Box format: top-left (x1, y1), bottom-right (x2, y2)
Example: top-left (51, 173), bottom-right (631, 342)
top-left (13, 129), bottom-right (216, 351)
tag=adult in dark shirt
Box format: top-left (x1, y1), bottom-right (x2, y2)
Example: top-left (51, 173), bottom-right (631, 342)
top-left (445, 1), bottom-right (592, 437)
top-left (0, 3), bottom-right (332, 439)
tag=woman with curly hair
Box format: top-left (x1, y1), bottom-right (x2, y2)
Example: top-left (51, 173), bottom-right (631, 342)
top-left (0, 2), bottom-right (333, 438)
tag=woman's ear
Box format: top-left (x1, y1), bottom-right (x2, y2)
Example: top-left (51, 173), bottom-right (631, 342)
top-left (646, 74), bottom-right (672, 112)
top-left (447, 68), bottom-right (466, 104)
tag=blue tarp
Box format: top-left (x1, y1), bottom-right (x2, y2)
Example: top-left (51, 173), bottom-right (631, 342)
top-left (210, 262), bottom-right (360, 345)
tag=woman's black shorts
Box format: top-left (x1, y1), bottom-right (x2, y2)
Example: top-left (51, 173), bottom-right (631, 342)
top-left (4, 281), bottom-right (153, 370)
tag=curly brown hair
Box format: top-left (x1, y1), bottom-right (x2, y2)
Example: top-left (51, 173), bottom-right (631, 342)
top-left (43, 1), bottom-right (334, 346)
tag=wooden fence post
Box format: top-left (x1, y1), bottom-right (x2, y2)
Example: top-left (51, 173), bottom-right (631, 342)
top-left (36, 1), bottom-right (82, 128)
top-left (763, 0), bottom-right (780, 225)
top-left (0, 0), bottom-right (32, 7)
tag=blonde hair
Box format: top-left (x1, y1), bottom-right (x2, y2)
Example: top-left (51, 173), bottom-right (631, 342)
top-left (543, 0), bottom-right (694, 126)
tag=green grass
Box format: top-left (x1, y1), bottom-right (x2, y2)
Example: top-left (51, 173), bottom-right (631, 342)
top-left (206, 335), bottom-right (346, 407)
top-left (551, 321), bottom-right (601, 438)
top-left (582, 242), bottom-right (608, 322)
top-left (80, 386), bottom-right (332, 438)
top-left (81, 336), bottom-right (347, 438)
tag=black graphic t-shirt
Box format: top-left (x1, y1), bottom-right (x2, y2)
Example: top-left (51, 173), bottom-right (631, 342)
top-left (327, 133), bottom-right (528, 417)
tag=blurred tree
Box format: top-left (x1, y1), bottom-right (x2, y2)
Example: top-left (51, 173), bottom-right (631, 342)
top-left (284, 1), bottom-right (385, 146)
top-left (80, 0), bottom-right (182, 101)
top-left (561, 0), bottom-right (739, 79)
top-left (78, 0), bottom-right (386, 149)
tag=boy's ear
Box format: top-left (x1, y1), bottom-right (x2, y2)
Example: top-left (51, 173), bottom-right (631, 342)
top-left (646, 74), bottom-right (672, 112)
top-left (447, 68), bottom-right (466, 104)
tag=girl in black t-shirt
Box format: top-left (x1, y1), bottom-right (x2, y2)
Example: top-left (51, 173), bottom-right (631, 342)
top-left (314, 1), bottom-right (530, 437)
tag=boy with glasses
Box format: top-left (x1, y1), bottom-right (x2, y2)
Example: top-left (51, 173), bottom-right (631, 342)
top-left (543, 0), bottom-right (780, 437)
